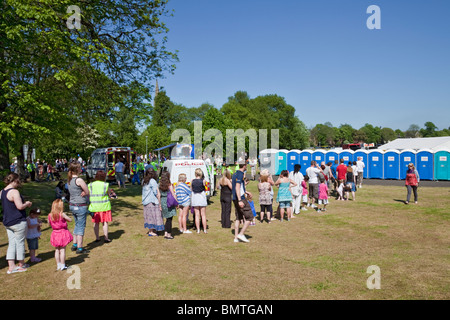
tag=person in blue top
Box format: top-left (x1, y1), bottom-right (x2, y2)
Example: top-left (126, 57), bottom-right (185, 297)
top-left (232, 163), bottom-right (253, 243)
top-left (115, 158), bottom-right (126, 189)
top-left (331, 159), bottom-right (339, 193)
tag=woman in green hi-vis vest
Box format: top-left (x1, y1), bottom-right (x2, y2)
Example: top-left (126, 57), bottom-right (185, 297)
top-left (88, 171), bottom-right (116, 243)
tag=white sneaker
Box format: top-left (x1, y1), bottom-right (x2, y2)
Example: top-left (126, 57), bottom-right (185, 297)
top-left (301, 207), bottom-right (308, 211)
top-left (183, 230), bottom-right (192, 234)
top-left (237, 234), bottom-right (249, 243)
top-left (234, 238), bottom-right (239, 243)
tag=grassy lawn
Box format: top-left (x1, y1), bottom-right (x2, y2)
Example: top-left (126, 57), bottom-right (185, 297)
top-left (1, 175), bottom-right (449, 300)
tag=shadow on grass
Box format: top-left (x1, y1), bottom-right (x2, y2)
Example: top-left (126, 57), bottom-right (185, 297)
top-left (393, 199), bottom-right (407, 204)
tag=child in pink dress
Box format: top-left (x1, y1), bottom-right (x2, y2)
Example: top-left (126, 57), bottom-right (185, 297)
top-left (318, 177), bottom-right (329, 212)
top-left (300, 175), bottom-right (309, 211)
top-left (48, 199), bottom-right (73, 270)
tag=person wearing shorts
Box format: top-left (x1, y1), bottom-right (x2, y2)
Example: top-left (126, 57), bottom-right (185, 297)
top-left (232, 163), bottom-right (253, 243)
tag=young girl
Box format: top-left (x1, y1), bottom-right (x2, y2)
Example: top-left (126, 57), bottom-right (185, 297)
top-left (300, 175), bottom-right (309, 211)
top-left (176, 173), bottom-right (192, 233)
top-left (159, 171), bottom-right (177, 240)
top-left (275, 170), bottom-right (297, 221)
top-left (258, 171), bottom-right (273, 223)
top-left (336, 181), bottom-right (344, 200)
top-left (318, 177), bottom-right (329, 212)
top-left (26, 208), bottom-right (42, 263)
top-left (48, 199), bottom-right (73, 270)
top-left (191, 168), bottom-right (208, 234)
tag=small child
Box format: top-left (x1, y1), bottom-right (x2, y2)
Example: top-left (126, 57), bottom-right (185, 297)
top-left (55, 181), bottom-right (65, 201)
top-left (336, 181), bottom-right (344, 201)
top-left (300, 176), bottom-right (309, 211)
top-left (247, 193), bottom-right (257, 226)
top-left (318, 177), bottom-right (329, 212)
top-left (26, 208), bottom-right (42, 263)
top-left (48, 199), bottom-right (73, 271)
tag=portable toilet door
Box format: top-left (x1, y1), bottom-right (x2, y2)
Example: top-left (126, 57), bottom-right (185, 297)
top-left (368, 150), bottom-right (384, 179)
top-left (259, 149), bottom-right (277, 176)
top-left (354, 149), bottom-right (369, 179)
top-left (299, 150), bottom-right (313, 175)
top-left (287, 150), bottom-right (301, 173)
top-left (383, 149), bottom-right (401, 180)
top-left (434, 148), bottom-right (450, 181)
top-left (325, 150), bottom-right (340, 165)
top-left (312, 149), bottom-right (326, 165)
top-left (275, 149), bottom-right (288, 175)
top-left (416, 148), bottom-right (434, 180)
top-left (339, 150), bottom-right (354, 165)
top-left (400, 149), bottom-right (417, 180)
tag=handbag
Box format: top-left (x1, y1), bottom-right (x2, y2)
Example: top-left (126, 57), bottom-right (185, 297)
top-left (167, 191), bottom-right (178, 208)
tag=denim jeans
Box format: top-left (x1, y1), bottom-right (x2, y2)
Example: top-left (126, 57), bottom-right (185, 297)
top-left (5, 220), bottom-right (27, 261)
top-left (70, 205), bottom-right (88, 236)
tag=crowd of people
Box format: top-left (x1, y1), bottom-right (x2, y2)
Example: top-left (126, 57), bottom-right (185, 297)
top-left (1, 153), bottom-right (421, 274)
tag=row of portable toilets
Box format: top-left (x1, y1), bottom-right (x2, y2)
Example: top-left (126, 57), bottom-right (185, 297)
top-left (259, 148), bottom-right (450, 181)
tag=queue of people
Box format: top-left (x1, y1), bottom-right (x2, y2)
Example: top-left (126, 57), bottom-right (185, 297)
top-left (2, 154), bottom-right (422, 274)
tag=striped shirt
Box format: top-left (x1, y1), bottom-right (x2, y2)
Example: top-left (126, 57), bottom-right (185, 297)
top-left (175, 183), bottom-right (191, 206)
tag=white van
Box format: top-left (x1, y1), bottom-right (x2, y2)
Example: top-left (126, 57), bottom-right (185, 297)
top-left (161, 159), bottom-right (215, 199)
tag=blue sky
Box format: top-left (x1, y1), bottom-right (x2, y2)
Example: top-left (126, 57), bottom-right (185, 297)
top-left (159, 0), bottom-right (450, 131)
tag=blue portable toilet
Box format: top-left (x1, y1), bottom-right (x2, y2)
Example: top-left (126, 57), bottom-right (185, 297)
top-left (384, 149), bottom-right (400, 179)
top-left (259, 149), bottom-right (278, 176)
top-left (434, 148), bottom-right (450, 181)
top-left (275, 149), bottom-right (288, 175)
top-left (416, 148), bottom-right (434, 180)
top-left (339, 150), bottom-right (354, 165)
top-left (299, 150), bottom-right (313, 176)
top-left (325, 149), bottom-right (340, 165)
top-left (368, 150), bottom-right (384, 179)
top-left (354, 149), bottom-right (369, 179)
top-left (287, 150), bottom-right (301, 172)
top-left (400, 149), bottom-right (417, 180)
top-left (312, 149), bottom-right (326, 164)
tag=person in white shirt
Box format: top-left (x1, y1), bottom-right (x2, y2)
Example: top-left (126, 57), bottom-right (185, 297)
top-left (305, 161), bottom-right (323, 208)
top-left (289, 164), bottom-right (304, 214)
top-left (356, 157), bottom-right (366, 188)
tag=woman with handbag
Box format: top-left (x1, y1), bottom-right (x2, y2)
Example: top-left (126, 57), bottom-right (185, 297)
top-left (159, 171), bottom-right (178, 240)
top-left (405, 163), bottom-right (420, 204)
top-left (142, 168), bottom-right (164, 237)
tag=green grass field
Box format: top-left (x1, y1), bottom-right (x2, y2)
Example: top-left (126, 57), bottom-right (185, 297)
top-left (1, 176), bottom-right (449, 300)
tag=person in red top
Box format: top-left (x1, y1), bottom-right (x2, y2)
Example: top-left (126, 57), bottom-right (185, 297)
top-left (405, 163), bottom-right (420, 204)
top-left (336, 159), bottom-right (348, 184)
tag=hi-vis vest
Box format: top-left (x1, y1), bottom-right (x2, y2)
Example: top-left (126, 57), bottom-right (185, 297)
top-left (88, 181), bottom-right (111, 212)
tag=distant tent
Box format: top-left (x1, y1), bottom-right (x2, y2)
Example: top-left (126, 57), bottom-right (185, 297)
top-left (379, 136), bottom-right (450, 151)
